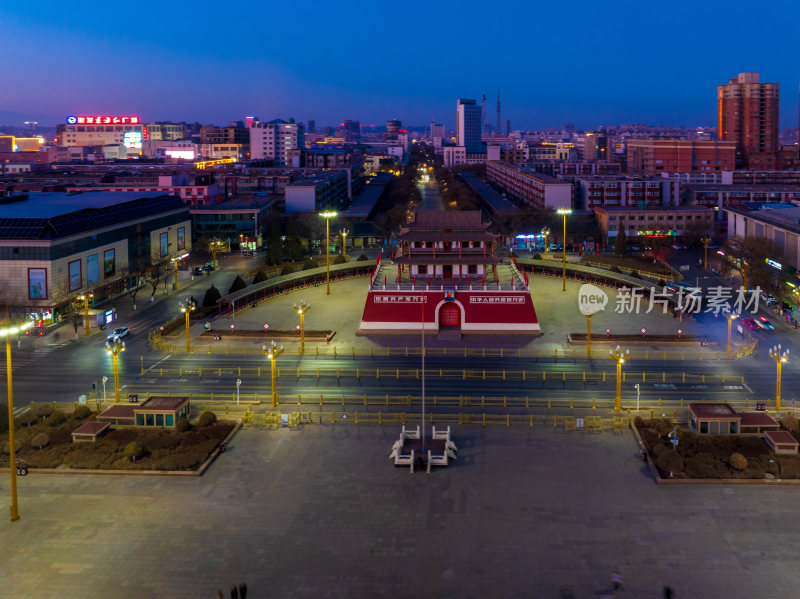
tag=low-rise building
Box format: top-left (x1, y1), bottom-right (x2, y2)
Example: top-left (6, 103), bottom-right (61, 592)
top-left (626, 139), bottom-right (736, 174)
top-left (486, 161), bottom-right (573, 210)
top-left (725, 203), bottom-right (800, 277)
top-left (0, 191), bottom-right (190, 325)
top-left (575, 176), bottom-right (679, 209)
top-left (593, 205), bottom-right (714, 242)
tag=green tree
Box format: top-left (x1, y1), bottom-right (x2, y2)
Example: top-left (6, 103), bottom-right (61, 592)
top-left (123, 441), bottom-right (145, 462)
top-left (613, 228), bottom-right (628, 257)
top-left (228, 275), bottom-right (247, 294)
top-left (333, 254), bottom-right (347, 265)
top-left (202, 285), bottom-right (222, 307)
top-left (253, 270), bottom-right (269, 284)
top-left (31, 433), bottom-right (50, 449)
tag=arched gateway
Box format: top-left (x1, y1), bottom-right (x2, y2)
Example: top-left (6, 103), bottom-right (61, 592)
top-left (438, 302), bottom-right (461, 329)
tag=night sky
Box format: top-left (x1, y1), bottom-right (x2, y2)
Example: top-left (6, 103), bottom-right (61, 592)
top-left (2, 0), bottom-right (799, 129)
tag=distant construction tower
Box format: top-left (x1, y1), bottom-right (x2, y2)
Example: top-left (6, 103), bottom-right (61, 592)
top-left (496, 90), bottom-right (501, 135)
top-left (481, 94), bottom-right (486, 134)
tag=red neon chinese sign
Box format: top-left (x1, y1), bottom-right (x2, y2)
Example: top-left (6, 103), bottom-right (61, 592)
top-left (66, 115), bottom-right (140, 125)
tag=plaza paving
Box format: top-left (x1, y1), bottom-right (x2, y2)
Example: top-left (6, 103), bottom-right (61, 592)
top-left (207, 272), bottom-right (724, 352)
top-left (1, 424), bottom-right (798, 598)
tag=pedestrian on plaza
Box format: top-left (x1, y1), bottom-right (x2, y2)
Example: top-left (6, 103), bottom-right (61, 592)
top-left (663, 586), bottom-right (674, 598)
top-left (230, 585), bottom-right (239, 599)
top-left (611, 570), bottom-right (624, 591)
top-left (238, 582), bottom-right (248, 598)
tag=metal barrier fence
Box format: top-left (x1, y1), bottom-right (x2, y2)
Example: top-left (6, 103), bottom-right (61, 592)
top-left (146, 338), bottom-right (758, 360)
top-left (140, 364), bottom-right (745, 386)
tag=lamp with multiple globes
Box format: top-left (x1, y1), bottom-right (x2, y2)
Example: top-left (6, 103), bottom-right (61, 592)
top-left (608, 345), bottom-right (629, 413)
top-left (262, 342), bottom-right (285, 408)
top-left (105, 338), bottom-right (126, 403)
top-left (293, 300), bottom-right (311, 354)
top-left (320, 211), bottom-right (337, 295)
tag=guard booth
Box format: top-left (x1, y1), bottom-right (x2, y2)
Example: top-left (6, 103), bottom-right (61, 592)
top-left (688, 403), bottom-right (741, 434)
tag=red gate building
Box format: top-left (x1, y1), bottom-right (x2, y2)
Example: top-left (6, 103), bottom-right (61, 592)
top-left (358, 211), bottom-right (540, 335)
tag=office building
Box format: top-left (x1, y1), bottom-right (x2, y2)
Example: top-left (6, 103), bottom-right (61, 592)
top-left (146, 122), bottom-right (187, 141)
top-left (725, 204), bottom-right (800, 276)
top-left (717, 72), bottom-right (779, 169)
top-left (57, 115), bottom-right (145, 152)
top-left (456, 99), bottom-right (483, 154)
top-left (249, 119), bottom-right (305, 166)
top-left (575, 176), bottom-right (679, 209)
top-left (342, 120), bottom-right (361, 143)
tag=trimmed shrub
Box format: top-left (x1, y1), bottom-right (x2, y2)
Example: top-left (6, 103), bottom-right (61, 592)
top-left (123, 441), bottom-right (144, 462)
top-left (609, 266), bottom-right (622, 274)
top-left (252, 270), bottom-right (269, 284)
top-left (652, 443), bottom-right (667, 457)
top-left (140, 432), bottom-right (180, 451)
top-left (48, 411), bottom-right (67, 427)
top-left (655, 449), bottom-right (683, 475)
top-left (176, 418), bottom-right (191, 433)
top-left (729, 452), bottom-right (748, 471)
top-left (36, 403), bottom-right (54, 418)
top-left (228, 275), bottom-right (248, 294)
top-left (333, 254), bottom-right (347, 265)
top-left (202, 285), bottom-right (222, 308)
top-left (197, 411), bottom-right (217, 428)
top-left (72, 405), bottom-right (91, 420)
top-left (0, 402), bottom-right (7, 433)
top-left (18, 411), bottom-right (37, 428)
top-left (357, 253), bottom-right (369, 261)
top-left (633, 416), bottom-right (644, 430)
top-left (532, 253), bottom-right (542, 260)
top-left (280, 264), bottom-right (295, 275)
top-left (3, 439), bottom-right (21, 454)
top-left (31, 433), bottom-right (50, 449)
top-left (630, 270), bottom-right (640, 279)
top-left (683, 454), bottom-right (725, 478)
top-left (650, 418), bottom-right (673, 435)
top-left (302, 259), bottom-right (318, 270)
top-left (781, 413), bottom-right (799, 432)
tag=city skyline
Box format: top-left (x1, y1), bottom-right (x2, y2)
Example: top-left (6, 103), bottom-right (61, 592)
top-left (2, 0), bottom-right (800, 129)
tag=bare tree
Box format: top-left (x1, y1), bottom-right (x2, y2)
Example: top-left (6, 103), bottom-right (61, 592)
top-left (147, 258), bottom-right (171, 300)
top-left (726, 235), bottom-right (785, 296)
top-left (126, 272), bottom-right (147, 310)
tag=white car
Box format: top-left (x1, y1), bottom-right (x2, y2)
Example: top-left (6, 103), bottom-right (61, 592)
top-left (107, 327), bottom-right (130, 341)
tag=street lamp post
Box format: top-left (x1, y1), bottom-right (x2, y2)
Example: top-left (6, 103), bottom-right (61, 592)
top-left (262, 342), bottom-right (285, 408)
top-left (701, 237), bottom-right (711, 270)
top-left (635, 383), bottom-right (640, 411)
top-left (179, 298), bottom-right (196, 353)
top-left (293, 300), bottom-right (311, 355)
top-left (341, 229), bottom-right (349, 261)
top-left (609, 345), bottom-right (629, 413)
top-left (105, 338), bottom-right (126, 403)
top-left (769, 344), bottom-right (789, 412)
top-left (320, 211), bottom-right (337, 295)
top-left (726, 311), bottom-right (739, 359)
top-left (236, 378), bottom-right (242, 406)
top-left (1, 321), bottom-right (32, 522)
top-left (556, 208), bottom-right (572, 291)
top-left (77, 292), bottom-right (93, 336)
top-left (541, 227), bottom-right (550, 258)
top-left (102, 375), bottom-right (108, 403)
top-left (586, 313), bottom-right (592, 358)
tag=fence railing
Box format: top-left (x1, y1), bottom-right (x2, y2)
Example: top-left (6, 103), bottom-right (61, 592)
top-left (140, 364), bottom-right (745, 386)
top-left (146, 337), bottom-right (758, 361)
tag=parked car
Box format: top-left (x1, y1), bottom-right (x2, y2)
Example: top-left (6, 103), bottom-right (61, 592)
top-left (759, 293), bottom-right (777, 306)
top-left (756, 316), bottom-right (775, 330)
top-left (782, 301), bottom-right (793, 312)
top-left (740, 318), bottom-right (760, 331)
top-left (192, 266), bottom-right (204, 276)
top-left (203, 263), bottom-right (215, 272)
top-left (107, 327), bottom-right (130, 341)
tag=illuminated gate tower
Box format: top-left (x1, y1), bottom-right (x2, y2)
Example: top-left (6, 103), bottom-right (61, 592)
top-left (358, 211), bottom-right (540, 335)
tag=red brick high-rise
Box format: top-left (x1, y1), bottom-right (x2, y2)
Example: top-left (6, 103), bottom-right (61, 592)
top-left (717, 72), bottom-right (779, 169)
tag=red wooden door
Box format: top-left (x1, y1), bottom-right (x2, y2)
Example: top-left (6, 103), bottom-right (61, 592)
top-left (439, 303), bottom-right (461, 328)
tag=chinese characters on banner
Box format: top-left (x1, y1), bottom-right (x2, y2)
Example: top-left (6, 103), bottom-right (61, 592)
top-left (374, 295), bottom-right (426, 303)
top-left (614, 286), bottom-right (761, 315)
top-left (67, 115), bottom-right (140, 125)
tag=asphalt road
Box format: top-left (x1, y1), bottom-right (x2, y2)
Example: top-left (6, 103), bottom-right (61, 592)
top-left (5, 248), bottom-right (800, 414)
